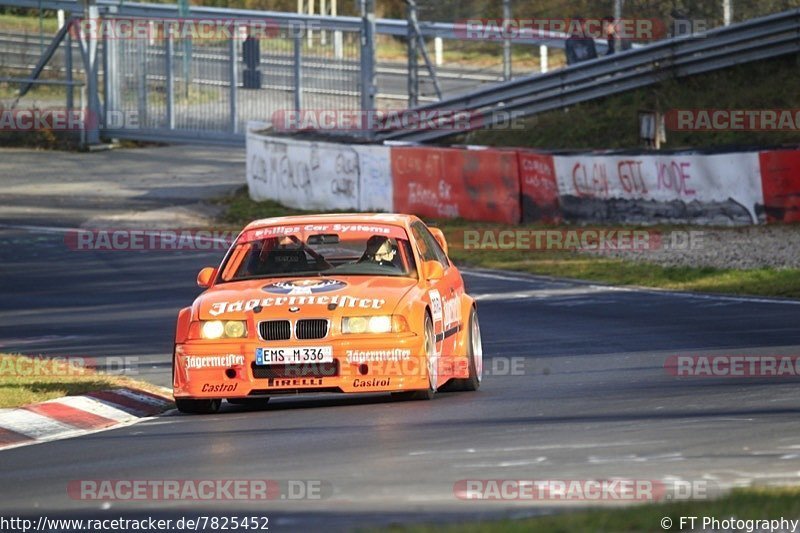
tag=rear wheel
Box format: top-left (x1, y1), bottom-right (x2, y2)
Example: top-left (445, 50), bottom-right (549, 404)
top-left (392, 313), bottom-right (436, 401)
top-left (175, 398), bottom-right (222, 414)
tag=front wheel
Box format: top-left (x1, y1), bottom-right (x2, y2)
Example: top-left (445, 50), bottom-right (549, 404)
top-left (441, 308), bottom-right (482, 392)
top-left (175, 398), bottom-right (222, 414)
top-left (392, 312), bottom-right (436, 401)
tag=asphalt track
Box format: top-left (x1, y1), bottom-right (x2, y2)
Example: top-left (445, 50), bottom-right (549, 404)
top-left (2, 222), bottom-right (800, 530)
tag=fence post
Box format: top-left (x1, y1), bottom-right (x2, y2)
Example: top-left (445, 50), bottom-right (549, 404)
top-left (166, 28), bottom-right (175, 130)
top-left (332, 0), bottom-right (342, 59)
top-left (104, 23), bottom-right (119, 124)
top-left (80, 0), bottom-right (100, 144)
top-left (65, 29), bottom-right (73, 113)
top-left (502, 0), bottom-right (511, 80)
top-left (293, 33), bottom-right (303, 112)
top-left (334, 31), bottom-right (343, 59)
top-left (102, 30), bottom-right (108, 127)
top-left (539, 44), bottom-right (548, 73)
top-left (137, 35), bottom-right (147, 127)
top-left (359, 0), bottom-right (376, 138)
top-left (407, 0), bottom-right (418, 108)
top-left (229, 27), bottom-right (238, 133)
top-left (723, 0), bottom-right (733, 25)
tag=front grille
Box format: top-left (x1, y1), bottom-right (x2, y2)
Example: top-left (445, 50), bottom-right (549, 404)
top-left (296, 319), bottom-right (328, 340)
top-left (251, 360), bottom-right (340, 379)
top-left (259, 320), bottom-right (291, 341)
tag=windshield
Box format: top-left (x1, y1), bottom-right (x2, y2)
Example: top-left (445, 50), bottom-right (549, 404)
top-left (218, 223), bottom-right (417, 282)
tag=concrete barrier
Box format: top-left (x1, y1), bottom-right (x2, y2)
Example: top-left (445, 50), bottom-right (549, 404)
top-left (246, 125), bottom-right (798, 226)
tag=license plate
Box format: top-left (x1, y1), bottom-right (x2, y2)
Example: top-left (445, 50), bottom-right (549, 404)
top-left (256, 346), bottom-right (333, 365)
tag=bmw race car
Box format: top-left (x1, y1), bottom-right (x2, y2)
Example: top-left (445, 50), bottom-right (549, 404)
top-left (173, 214), bottom-right (482, 414)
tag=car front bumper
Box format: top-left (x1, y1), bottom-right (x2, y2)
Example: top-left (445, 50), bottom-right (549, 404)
top-left (173, 332), bottom-right (466, 398)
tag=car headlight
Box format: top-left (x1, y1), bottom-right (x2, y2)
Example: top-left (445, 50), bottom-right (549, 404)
top-left (224, 320), bottom-right (247, 338)
top-left (201, 320), bottom-right (247, 339)
top-left (342, 315), bottom-right (409, 334)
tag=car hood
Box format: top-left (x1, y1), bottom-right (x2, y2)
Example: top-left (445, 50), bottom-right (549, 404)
top-left (194, 276), bottom-right (418, 320)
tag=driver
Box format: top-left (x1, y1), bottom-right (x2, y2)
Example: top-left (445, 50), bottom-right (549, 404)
top-left (360, 235), bottom-right (397, 267)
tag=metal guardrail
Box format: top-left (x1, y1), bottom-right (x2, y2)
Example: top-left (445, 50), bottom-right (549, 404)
top-left (378, 9), bottom-right (800, 143)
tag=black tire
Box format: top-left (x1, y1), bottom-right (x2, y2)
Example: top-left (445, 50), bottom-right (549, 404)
top-left (175, 398), bottom-right (222, 414)
top-left (392, 313), bottom-right (436, 401)
top-left (440, 308), bottom-right (482, 392)
top-left (171, 346), bottom-right (177, 387)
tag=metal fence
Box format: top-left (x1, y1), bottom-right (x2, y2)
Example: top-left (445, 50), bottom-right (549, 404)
top-left (101, 19), bottom-right (363, 141)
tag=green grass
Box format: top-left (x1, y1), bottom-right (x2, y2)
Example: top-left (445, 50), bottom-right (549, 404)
top-left (217, 189), bottom-right (313, 224)
top-left (375, 35), bottom-right (562, 71)
top-left (0, 12), bottom-right (58, 34)
top-left (0, 354), bottom-right (171, 408)
top-left (377, 487), bottom-right (800, 533)
top-left (219, 188), bottom-right (800, 299)
top-left (0, 80), bottom-right (71, 100)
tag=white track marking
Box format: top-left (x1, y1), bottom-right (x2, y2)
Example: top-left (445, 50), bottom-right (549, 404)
top-left (473, 286), bottom-right (618, 301)
top-left (53, 396), bottom-right (138, 423)
top-left (0, 409), bottom-right (80, 439)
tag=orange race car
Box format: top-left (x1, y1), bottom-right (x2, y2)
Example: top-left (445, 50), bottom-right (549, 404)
top-left (173, 213), bottom-right (482, 414)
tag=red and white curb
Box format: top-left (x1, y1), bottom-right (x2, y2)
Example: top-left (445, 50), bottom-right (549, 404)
top-left (0, 388), bottom-right (173, 451)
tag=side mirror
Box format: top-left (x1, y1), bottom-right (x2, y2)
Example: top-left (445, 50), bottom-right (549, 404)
top-left (422, 260), bottom-right (445, 281)
top-left (197, 267), bottom-right (217, 288)
top-left (429, 227), bottom-right (449, 256)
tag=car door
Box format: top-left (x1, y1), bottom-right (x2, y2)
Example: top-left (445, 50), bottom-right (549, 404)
top-left (410, 222), bottom-right (464, 360)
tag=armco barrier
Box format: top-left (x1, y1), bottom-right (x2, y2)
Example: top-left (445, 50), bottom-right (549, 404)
top-left (551, 152), bottom-right (765, 225)
top-left (759, 149), bottom-right (800, 223)
top-left (246, 130), bottom-right (393, 212)
top-left (391, 146), bottom-right (521, 224)
top-left (517, 151), bottom-right (561, 224)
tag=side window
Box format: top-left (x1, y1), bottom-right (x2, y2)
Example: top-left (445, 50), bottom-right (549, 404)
top-left (411, 222), bottom-right (449, 268)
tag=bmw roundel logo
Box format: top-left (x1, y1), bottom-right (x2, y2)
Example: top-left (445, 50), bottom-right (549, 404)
top-left (262, 279), bottom-right (347, 295)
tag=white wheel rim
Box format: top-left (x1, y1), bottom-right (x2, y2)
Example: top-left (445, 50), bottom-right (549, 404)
top-left (472, 315), bottom-right (483, 383)
top-left (425, 319), bottom-right (437, 391)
